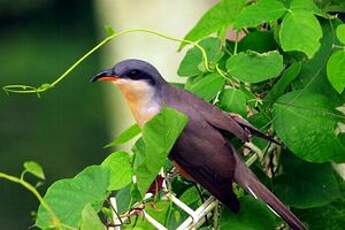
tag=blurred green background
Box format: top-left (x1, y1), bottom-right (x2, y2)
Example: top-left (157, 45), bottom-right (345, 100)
top-left (0, 0), bottom-right (212, 228)
top-left (0, 0), bottom-right (109, 228)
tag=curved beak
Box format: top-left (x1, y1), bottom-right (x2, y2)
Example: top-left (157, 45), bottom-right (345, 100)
top-left (90, 69), bottom-right (118, 82)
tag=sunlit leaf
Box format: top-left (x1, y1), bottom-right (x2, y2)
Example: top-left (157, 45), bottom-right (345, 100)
top-left (226, 50), bottom-right (283, 83)
top-left (234, 0), bottom-right (286, 29)
top-left (279, 11), bottom-right (322, 58)
top-left (336, 24), bottom-right (345, 44)
top-left (101, 151), bottom-right (133, 191)
top-left (105, 124), bottom-right (141, 148)
top-left (289, 0), bottom-right (322, 15)
top-left (80, 204), bottom-right (105, 230)
top-left (23, 161), bottom-right (45, 180)
top-left (36, 166), bottom-right (109, 229)
top-left (327, 50), bottom-right (345, 94)
top-left (134, 108), bottom-right (188, 196)
top-left (178, 37), bottom-right (223, 77)
top-left (185, 73), bottom-right (225, 101)
top-left (180, 0), bottom-right (246, 49)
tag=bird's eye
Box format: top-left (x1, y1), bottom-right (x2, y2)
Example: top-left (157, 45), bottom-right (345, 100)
top-left (128, 70), bottom-right (139, 76)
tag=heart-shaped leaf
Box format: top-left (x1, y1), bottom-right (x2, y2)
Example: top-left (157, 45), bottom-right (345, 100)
top-left (178, 37), bottom-right (223, 77)
top-left (279, 11), bottom-right (322, 58)
top-left (226, 50), bottom-right (283, 83)
top-left (273, 91), bottom-right (345, 162)
top-left (36, 166), bottom-right (109, 229)
top-left (234, 0), bottom-right (286, 29)
top-left (101, 151), bottom-right (133, 191)
top-left (327, 50), bottom-right (345, 94)
top-left (23, 161), bottom-right (45, 180)
top-left (185, 73), bottom-right (225, 101)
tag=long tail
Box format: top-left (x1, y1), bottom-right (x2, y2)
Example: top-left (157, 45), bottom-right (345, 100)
top-left (233, 153), bottom-right (307, 230)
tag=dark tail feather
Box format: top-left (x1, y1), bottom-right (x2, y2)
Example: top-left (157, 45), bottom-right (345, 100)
top-left (229, 113), bottom-right (281, 145)
top-left (233, 154), bottom-right (307, 230)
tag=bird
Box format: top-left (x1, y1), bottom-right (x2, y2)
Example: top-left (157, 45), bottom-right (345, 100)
top-left (91, 59), bottom-right (307, 230)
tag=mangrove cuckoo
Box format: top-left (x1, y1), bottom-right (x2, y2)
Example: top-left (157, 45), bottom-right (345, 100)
top-left (91, 59), bottom-right (306, 230)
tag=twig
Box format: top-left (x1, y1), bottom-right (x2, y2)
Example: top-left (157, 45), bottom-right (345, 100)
top-left (108, 197), bottom-right (122, 230)
top-left (0, 172), bottom-right (62, 229)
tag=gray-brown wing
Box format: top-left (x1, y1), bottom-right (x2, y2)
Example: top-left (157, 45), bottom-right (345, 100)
top-left (161, 85), bottom-right (240, 211)
top-left (170, 113), bottom-right (240, 211)
top-left (160, 85), bottom-right (251, 142)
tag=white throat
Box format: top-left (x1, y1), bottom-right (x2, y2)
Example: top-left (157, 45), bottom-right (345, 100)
top-left (113, 79), bottom-right (161, 127)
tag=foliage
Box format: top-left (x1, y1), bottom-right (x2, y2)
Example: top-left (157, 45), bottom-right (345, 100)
top-left (2, 0), bottom-right (345, 229)
top-left (133, 107), bottom-right (188, 196)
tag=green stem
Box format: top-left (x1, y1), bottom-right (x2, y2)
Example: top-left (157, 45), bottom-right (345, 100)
top-left (333, 44), bottom-right (345, 49)
top-left (3, 28), bottom-right (210, 95)
top-left (0, 172), bottom-right (61, 228)
top-left (245, 153), bottom-right (258, 167)
top-left (215, 64), bottom-right (232, 82)
top-left (233, 32), bottom-right (239, 55)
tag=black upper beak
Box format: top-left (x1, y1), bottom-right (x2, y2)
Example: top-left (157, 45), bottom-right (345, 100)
top-left (90, 69), bottom-right (116, 82)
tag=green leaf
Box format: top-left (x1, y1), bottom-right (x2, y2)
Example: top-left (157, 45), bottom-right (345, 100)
top-left (80, 204), bottom-right (105, 230)
top-left (135, 108), bottom-right (188, 196)
top-left (115, 185), bottom-right (132, 214)
top-left (336, 24), bottom-right (345, 44)
top-left (234, 0), bottom-right (286, 29)
top-left (178, 37), bottom-right (223, 77)
top-left (247, 112), bottom-right (272, 149)
top-left (104, 25), bottom-right (116, 36)
top-left (237, 31), bottom-right (277, 53)
top-left (265, 62), bottom-right (302, 103)
top-left (132, 138), bottom-right (146, 170)
top-left (226, 50), bottom-right (284, 83)
top-left (218, 88), bottom-right (248, 117)
top-left (130, 183), bottom-right (142, 204)
top-left (292, 19), bottom-right (343, 105)
top-left (327, 50), bottom-right (345, 93)
top-left (36, 166), bottom-right (109, 229)
top-left (144, 201), bottom-right (170, 225)
top-left (185, 73), bottom-right (225, 101)
top-left (181, 0), bottom-right (246, 48)
top-left (273, 91), bottom-right (345, 162)
top-left (294, 198), bottom-right (345, 230)
top-left (219, 196), bottom-right (279, 230)
top-left (279, 11), bottom-right (322, 58)
top-left (318, 0), bottom-right (345, 12)
top-left (273, 151), bottom-right (340, 208)
top-left (166, 208), bottom-right (183, 230)
top-left (23, 161), bottom-right (45, 180)
top-left (105, 123), bottom-right (141, 148)
top-left (125, 201), bottom-right (170, 230)
top-left (101, 151), bottom-right (133, 191)
top-left (179, 186), bottom-right (201, 206)
top-left (289, 0), bottom-right (322, 15)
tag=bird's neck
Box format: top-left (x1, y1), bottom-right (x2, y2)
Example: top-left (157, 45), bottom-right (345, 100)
top-left (115, 81), bottom-right (161, 127)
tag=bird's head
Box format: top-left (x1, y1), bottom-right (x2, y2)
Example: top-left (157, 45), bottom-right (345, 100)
top-left (91, 59), bottom-right (165, 125)
top-left (91, 59), bottom-right (165, 87)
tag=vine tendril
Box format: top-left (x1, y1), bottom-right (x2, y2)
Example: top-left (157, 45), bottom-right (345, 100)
top-left (3, 28), bottom-right (210, 95)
